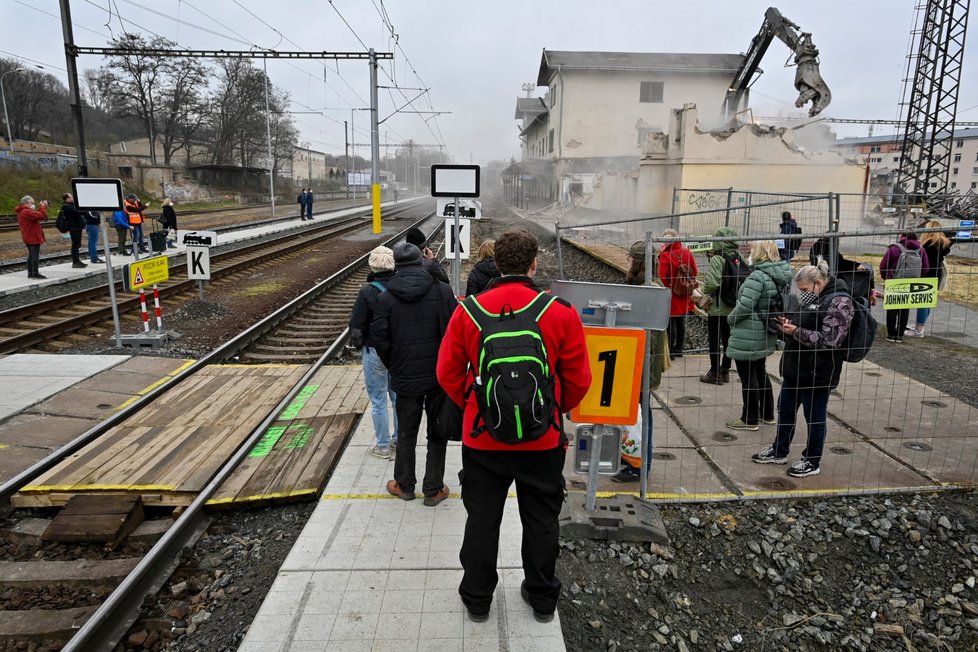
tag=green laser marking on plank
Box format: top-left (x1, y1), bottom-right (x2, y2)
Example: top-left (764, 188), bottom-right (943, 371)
top-left (248, 425), bottom-right (287, 457)
top-left (278, 384), bottom-right (320, 420)
top-left (285, 425), bottom-right (314, 449)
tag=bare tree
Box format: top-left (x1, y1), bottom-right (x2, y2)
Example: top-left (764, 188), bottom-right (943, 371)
top-left (82, 68), bottom-right (114, 114)
top-left (156, 57), bottom-right (209, 166)
top-left (0, 59), bottom-right (68, 142)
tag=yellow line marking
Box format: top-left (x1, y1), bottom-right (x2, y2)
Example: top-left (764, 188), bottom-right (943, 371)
top-left (114, 360), bottom-right (196, 411)
top-left (0, 444), bottom-right (8, 450)
top-left (206, 489), bottom-right (318, 505)
top-left (210, 364), bottom-right (301, 368)
top-left (20, 484), bottom-right (176, 492)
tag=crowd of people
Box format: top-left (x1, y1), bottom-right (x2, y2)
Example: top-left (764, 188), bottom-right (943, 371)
top-left (15, 191), bottom-right (179, 275)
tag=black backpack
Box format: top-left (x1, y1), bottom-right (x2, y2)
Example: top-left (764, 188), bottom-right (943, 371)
top-left (719, 251), bottom-right (750, 307)
top-left (461, 291), bottom-right (559, 445)
top-left (823, 291), bottom-right (877, 363)
top-left (55, 207), bottom-right (70, 233)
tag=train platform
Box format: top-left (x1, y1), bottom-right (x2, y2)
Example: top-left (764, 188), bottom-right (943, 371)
top-left (0, 198), bottom-right (414, 298)
top-left (239, 415), bottom-right (567, 652)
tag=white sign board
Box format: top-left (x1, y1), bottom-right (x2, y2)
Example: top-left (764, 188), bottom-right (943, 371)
top-left (71, 178), bottom-right (124, 211)
top-left (445, 218), bottom-right (471, 260)
top-left (347, 172), bottom-right (371, 186)
top-left (431, 165), bottom-right (480, 197)
top-left (181, 230), bottom-right (218, 247)
top-left (436, 199), bottom-right (482, 219)
top-left (186, 246), bottom-right (211, 280)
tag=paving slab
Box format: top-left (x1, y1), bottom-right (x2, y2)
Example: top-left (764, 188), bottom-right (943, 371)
top-left (877, 436), bottom-right (978, 486)
top-left (0, 354), bottom-right (130, 421)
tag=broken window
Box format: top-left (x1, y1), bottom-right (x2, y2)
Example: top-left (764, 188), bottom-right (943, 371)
top-left (639, 81), bottom-right (664, 103)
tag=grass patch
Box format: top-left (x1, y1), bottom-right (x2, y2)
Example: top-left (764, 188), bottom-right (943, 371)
top-left (0, 167), bottom-right (74, 214)
top-left (236, 282), bottom-right (285, 297)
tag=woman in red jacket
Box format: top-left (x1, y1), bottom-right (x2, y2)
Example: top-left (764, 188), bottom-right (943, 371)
top-left (658, 229), bottom-right (698, 359)
top-left (16, 195), bottom-right (49, 279)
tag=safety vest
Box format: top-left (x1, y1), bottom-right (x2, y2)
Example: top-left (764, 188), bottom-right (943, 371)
top-left (124, 199), bottom-right (144, 225)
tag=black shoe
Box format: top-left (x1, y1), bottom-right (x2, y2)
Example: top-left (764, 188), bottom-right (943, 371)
top-left (464, 603), bottom-right (490, 623)
top-left (520, 581), bottom-right (554, 623)
top-left (610, 469), bottom-right (640, 483)
top-left (720, 369), bottom-right (731, 384)
top-left (91, 259), bottom-right (105, 264)
top-left (72, 261), bottom-right (87, 268)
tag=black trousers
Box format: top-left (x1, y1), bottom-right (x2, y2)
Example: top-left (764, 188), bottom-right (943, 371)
top-left (667, 315), bottom-right (686, 355)
top-left (25, 244), bottom-right (40, 276)
top-left (115, 227), bottom-right (129, 255)
top-left (707, 315), bottom-right (731, 373)
top-left (393, 391), bottom-right (448, 498)
top-left (734, 358), bottom-right (774, 425)
top-left (458, 444), bottom-right (565, 616)
top-left (69, 229), bottom-right (83, 262)
top-left (886, 309), bottom-right (910, 339)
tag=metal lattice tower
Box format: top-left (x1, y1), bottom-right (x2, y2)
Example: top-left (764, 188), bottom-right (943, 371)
top-left (895, 0), bottom-right (970, 201)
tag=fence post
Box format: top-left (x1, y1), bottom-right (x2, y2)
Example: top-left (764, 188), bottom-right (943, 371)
top-left (554, 222), bottom-right (565, 279)
top-left (671, 187), bottom-right (678, 217)
top-left (827, 193), bottom-right (840, 275)
top-left (724, 187), bottom-right (733, 227)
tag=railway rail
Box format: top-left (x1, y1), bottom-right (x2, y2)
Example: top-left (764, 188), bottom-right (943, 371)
top-left (0, 202), bottom-right (424, 355)
top-left (0, 196), bottom-right (383, 273)
top-left (0, 205), bottom-right (441, 651)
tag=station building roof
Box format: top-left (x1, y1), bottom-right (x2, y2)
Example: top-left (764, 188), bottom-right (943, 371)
top-left (537, 50), bottom-right (744, 86)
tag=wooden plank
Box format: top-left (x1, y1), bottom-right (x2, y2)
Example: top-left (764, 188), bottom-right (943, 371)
top-left (290, 412), bottom-right (357, 493)
top-left (235, 416), bottom-right (335, 502)
top-left (0, 607), bottom-right (98, 641)
top-left (41, 494), bottom-right (144, 545)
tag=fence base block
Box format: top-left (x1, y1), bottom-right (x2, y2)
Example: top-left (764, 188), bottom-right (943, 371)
top-left (559, 493), bottom-right (668, 544)
top-left (120, 333), bottom-right (168, 348)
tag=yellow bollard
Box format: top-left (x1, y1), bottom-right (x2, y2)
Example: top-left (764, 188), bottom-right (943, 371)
top-left (372, 184), bottom-right (381, 234)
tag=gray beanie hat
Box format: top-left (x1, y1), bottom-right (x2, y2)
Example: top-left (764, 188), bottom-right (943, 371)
top-left (368, 245), bottom-right (395, 272)
top-left (393, 242), bottom-right (423, 267)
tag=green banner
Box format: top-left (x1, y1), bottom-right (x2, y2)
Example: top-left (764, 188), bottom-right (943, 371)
top-left (883, 277), bottom-right (938, 310)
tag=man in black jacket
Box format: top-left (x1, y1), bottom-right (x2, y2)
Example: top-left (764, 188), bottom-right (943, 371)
top-left (60, 193), bottom-right (88, 268)
top-left (406, 227), bottom-right (450, 284)
top-left (373, 242), bottom-right (458, 506)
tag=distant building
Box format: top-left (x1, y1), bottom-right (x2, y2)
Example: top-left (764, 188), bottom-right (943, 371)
top-left (831, 128), bottom-right (978, 194)
top-left (509, 49), bottom-right (745, 205)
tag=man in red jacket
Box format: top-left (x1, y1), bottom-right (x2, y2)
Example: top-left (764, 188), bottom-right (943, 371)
top-left (16, 195), bottom-right (49, 279)
top-left (437, 228), bottom-right (591, 624)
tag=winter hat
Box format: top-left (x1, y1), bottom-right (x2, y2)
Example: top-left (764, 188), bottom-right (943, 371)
top-left (628, 241), bottom-right (645, 258)
top-left (20, 195), bottom-right (34, 206)
top-left (405, 227), bottom-right (426, 248)
top-left (368, 245), bottom-right (395, 272)
top-left (393, 242), bottom-right (422, 267)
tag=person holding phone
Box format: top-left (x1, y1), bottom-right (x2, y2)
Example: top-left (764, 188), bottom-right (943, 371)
top-left (16, 195), bottom-right (49, 279)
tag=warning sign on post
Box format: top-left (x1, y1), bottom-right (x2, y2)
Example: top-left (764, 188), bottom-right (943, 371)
top-left (186, 246), bottom-right (211, 280)
top-left (571, 327), bottom-right (646, 425)
top-left (445, 218), bottom-right (470, 260)
top-left (883, 277), bottom-right (938, 309)
top-left (123, 255), bottom-right (169, 292)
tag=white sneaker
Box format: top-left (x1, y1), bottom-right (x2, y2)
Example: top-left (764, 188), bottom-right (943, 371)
top-left (367, 445), bottom-right (391, 460)
top-left (904, 328), bottom-right (924, 338)
top-left (787, 459), bottom-right (821, 477)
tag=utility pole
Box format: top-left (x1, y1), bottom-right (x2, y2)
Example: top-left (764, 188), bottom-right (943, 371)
top-left (58, 0), bottom-right (89, 176)
top-left (344, 120), bottom-right (350, 201)
top-left (369, 49), bottom-right (381, 234)
top-left (262, 58), bottom-right (276, 217)
top-left (351, 109), bottom-right (357, 204)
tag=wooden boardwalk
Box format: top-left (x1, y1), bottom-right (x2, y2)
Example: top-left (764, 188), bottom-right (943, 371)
top-left (14, 365), bottom-right (368, 509)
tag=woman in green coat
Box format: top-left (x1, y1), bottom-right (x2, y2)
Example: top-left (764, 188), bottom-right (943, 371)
top-left (726, 240), bottom-right (793, 431)
top-left (699, 226), bottom-right (741, 384)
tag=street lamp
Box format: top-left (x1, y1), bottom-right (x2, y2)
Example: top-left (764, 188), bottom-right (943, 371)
top-left (1, 67), bottom-right (33, 157)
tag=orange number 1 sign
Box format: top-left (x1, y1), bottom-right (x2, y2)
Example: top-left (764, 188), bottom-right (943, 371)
top-left (571, 326), bottom-right (646, 425)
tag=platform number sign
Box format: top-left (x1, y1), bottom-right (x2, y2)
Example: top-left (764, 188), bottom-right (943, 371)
top-left (571, 327), bottom-right (646, 425)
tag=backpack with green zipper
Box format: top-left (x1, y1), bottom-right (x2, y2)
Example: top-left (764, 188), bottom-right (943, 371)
top-left (461, 291), bottom-right (559, 444)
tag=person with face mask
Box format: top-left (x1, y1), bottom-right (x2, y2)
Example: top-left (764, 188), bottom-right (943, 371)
top-left (751, 258), bottom-right (855, 478)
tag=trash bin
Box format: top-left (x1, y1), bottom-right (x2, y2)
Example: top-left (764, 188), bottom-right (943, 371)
top-left (150, 230), bottom-right (167, 253)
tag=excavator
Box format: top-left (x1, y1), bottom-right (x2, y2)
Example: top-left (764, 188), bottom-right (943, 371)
top-left (722, 7), bottom-right (831, 122)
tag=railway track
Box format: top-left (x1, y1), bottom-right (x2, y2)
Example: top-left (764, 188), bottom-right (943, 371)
top-left (0, 203), bottom-right (423, 355)
top-left (0, 206), bottom-right (443, 651)
top-left (0, 196), bottom-right (381, 273)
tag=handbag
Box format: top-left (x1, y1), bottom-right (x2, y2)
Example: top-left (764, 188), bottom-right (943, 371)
top-left (938, 259), bottom-right (950, 291)
top-left (433, 394), bottom-right (463, 442)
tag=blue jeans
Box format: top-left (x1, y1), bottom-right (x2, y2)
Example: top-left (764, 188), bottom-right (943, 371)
top-left (131, 224), bottom-right (146, 250)
top-left (86, 224), bottom-right (101, 262)
top-left (915, 307), bottom-right (931, 326)
top-left (362, 346), bottom-right (396, 447)
top-left (772, 384), bottom-right (830, 466)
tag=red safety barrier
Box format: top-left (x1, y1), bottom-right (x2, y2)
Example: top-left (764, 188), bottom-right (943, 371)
top-left (139, 289), bottom-right (150, 333)
top-left (152, 284), bottom-right (163, 332)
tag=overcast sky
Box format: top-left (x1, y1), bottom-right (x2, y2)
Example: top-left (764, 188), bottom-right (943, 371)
top-left (3, 0), bottom-right (977, 163)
